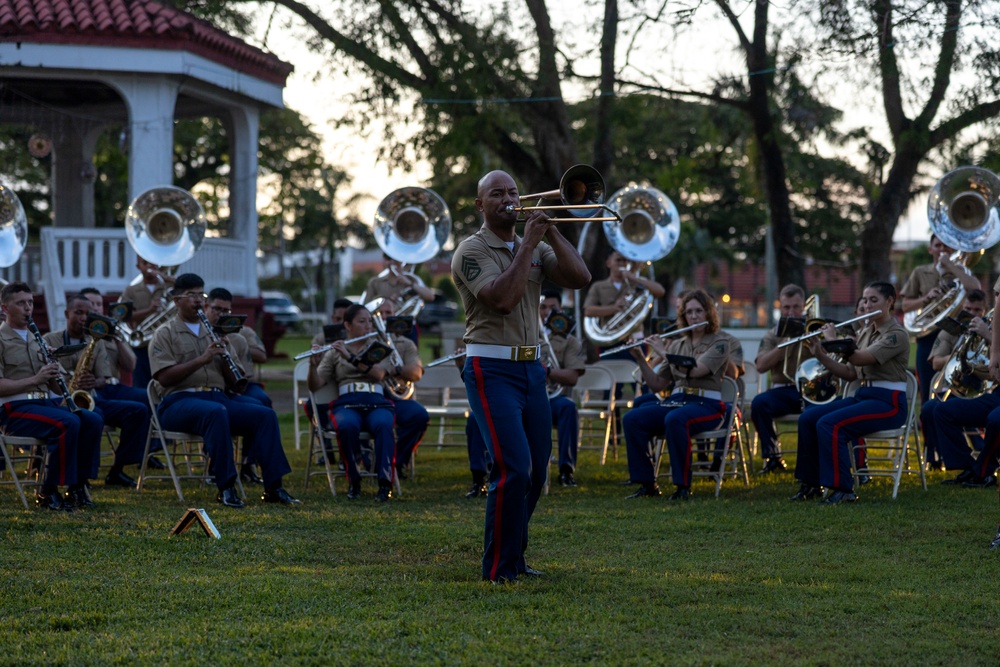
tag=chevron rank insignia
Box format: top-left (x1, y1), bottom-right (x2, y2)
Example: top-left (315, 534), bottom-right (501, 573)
top-left (462, 257), bottom-right (481, 281)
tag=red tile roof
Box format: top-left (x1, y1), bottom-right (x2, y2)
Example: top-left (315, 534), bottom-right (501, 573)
top-left (0, 0), bottom-right (292, 85)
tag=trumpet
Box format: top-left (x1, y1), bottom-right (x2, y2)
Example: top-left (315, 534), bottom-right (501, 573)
top-left (293, 332), bottom-right (378, 360)
top-left (598, 321), bottom-right (708, 358)
top-left (776, 311), bottom-right (881, 349)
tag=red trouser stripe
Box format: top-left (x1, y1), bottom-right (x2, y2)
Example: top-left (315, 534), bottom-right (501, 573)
top-left (8, 408), bottom-right (69, 486)
top-left (473, 357), bottom-right (506, 581)
top-left (830, 391), bottom-right (901, 488)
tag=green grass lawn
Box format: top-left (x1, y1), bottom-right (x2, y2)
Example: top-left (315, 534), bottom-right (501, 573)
top-left (2, 412), bottom-right (1000, 665)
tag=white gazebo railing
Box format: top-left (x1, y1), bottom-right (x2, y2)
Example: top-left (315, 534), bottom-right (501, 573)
top-left (39, 228), bottom-right (257, 331)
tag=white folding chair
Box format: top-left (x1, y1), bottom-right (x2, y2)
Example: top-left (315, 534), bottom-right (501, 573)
top-left (654, 377), bottom-right (749, 497)
top-left (0, 434), bottom-right (47, 509)
top-left (414, 365), bottom-right (470, 448)
top-left (303, 383), bottom-right (401, 497)
top-left (138, 382), bottom-right (244, 502)
top-left (849, 371), bottom-right (926, 498)
top-left (574, 365), bottom-right (617, 464)
top-left (292, 359), bottom-right (311, 451)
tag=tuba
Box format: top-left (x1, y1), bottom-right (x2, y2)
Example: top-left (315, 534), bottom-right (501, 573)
top-left (583, 184), bottom-right (680, 345)
top-left (932, 309), bottom-right (995, 400)
top-left (364, 187), bottom-right (451, 318)
top-left (124, 186), bottom-right (206, 346)
top-left (0, 183), bottom-right (28, 273)
top-left (905, 167), bottom-right (1000, 337)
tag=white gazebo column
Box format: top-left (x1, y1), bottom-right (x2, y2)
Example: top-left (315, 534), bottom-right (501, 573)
top-left (103, 74), bottom-right (179, 199)
top-left (50, 117), bottom-right (104, 228)
top-left (225, 105), bottom-right (261, 297)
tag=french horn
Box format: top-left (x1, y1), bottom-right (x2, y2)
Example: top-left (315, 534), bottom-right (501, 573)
top-left (583, 184), bottom-right (680, 345)
top-left (365, 187), bottom-right (451, 318)
top-left (905, 166), bottom-right (1000, 337)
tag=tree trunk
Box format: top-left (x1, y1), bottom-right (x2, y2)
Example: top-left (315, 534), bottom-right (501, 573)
top-left (860, 147), bottom-right (922, 287)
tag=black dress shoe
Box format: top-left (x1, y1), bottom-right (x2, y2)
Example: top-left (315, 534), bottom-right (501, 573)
top-left (346, 481), bottom-right (362, 500)
top-left (65, 484), bottom-right (95, 509)
top-left (465, 483), bottom-right (488, 499)
top-left (942, 469), bottom-right (976, 485)
top-left (375, 483), bottom-right (393, 502)
top-left (105, 469), bottom-right (137, 488)
top-left (789, 484), bottom-right (823, 501)
top-left (36, 491), bottom-right (73, 511)
top-left (240, 465), bottom-right (264, 485)
top-left (216, 486), bottom-right (246, 508)
top-left (821, 489), bottom-right (858, 505)
top-left (558, 472), bottom-right (577, 487)
top-left (962, 474), bottom-right (998, 489)
top-left (262, 487), bottom-right (301, 505)
top-left (146, 455), bottom-right (167, 470)
top-left (521, 566), bottom-right (545, 577)
top-left (761, 457), bottom-right (788, 474)
top-left (668, 487), bottom-right (691, 501)
top-left (626, 483), bottom-right (661, 499)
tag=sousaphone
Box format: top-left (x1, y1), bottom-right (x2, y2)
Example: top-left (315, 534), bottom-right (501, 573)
top-left (583, 184), bottom-right (680, 345)
top-left (365, 187), bottom-right (451, 318)
top-left (0, 183), bottom-right (28, 273)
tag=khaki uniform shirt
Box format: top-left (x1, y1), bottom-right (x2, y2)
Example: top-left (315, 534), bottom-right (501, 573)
top-left (239, 325), bottom-right (266, 382)
top-left (757, 329), bottom-right (815, 386)
top-left (149, 317), bottom-right (248, 396)
top-left (584, 277), bottom-right (643, 338)
top-left (929, 329), bottom-right (958, 360)
top-left (42, 330), bottom-right (113, 383)
top-left (902, 263), bottom-right (961, 339)
top-left (100, 339), bottom-right (124, 381)
top-left (717, 330), bottom-right (745, 378)
top-left (364, 274), bottom-right (411, 307)
top-left (121, 282), bottom-right (170, 321)
top-left (855, 317), bottom-right (910, 383)
top-left (0, 322), bottom-right (51, 394)
top-left (656, 330), bottom-right (730, 393)
top-left (392, 334), bottom-right (420, 368)
top-left (540, 333), bottom-right (586, 372)
top-left (316, 340), bottom-right (398, 387)
top-left (451, 225), bottom-right (558, 346)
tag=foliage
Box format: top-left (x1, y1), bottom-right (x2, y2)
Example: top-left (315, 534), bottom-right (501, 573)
top-left (0, 125), bottom-right (53, 235)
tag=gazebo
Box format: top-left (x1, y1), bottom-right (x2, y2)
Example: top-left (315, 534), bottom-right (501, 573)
top-left (0, 0), bottom-right (292, 329)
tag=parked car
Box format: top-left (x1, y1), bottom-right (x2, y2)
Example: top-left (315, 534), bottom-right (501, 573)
top-left (262, 291), bottom-right (303, 326)
top-left (417, 293), bottom-right (459, 331)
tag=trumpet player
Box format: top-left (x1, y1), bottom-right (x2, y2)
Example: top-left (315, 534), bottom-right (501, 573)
top-left (900, 234), bottom-right (981, 413)
top-left (150, 274), bottom-right (298, 508)
top-left (307, 302), bottom-right (398, 501)
top-left (0, 282), bottom-right (103, 510)
top-left (121, 256), bottom-right (175, 391)
top-left (792, 282), bottom-right (909, 505)
top-left (539, 290), bottom-right (586, 486)
top-left (44, 294), bottom-right (151, 491)
top-left (750, 284), bottom-right (812, 474)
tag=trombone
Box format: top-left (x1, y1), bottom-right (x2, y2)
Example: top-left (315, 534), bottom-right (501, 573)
top-left (776, 311), bottom-right (881, 349)
top-left (505, 164), bottom-right (621, 223)
top-left (598, 321), bottom-right (708, 358)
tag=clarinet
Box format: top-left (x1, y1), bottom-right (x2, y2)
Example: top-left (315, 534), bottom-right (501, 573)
top-left (195, 308), bottom-right (249, 393)
top-left (25, 315), bottom-right (80, 413)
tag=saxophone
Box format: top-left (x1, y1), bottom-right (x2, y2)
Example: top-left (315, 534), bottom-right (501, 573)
top-left (67, 338), bottom-right (98, 411)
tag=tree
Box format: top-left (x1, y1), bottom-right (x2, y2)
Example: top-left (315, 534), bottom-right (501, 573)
top-left (814, 0), bottom-right (1000, 286)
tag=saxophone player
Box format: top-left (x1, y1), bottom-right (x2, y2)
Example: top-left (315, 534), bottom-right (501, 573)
top-left (44, 294), bottom-right (151, 490)
top-left (539, 289), bottom-right (586, 486)
top-left (0, 283), bottom-right (104, 510)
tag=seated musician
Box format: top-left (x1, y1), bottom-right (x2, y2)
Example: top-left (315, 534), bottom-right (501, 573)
top-left (150, 273), bottom-right (299, 508)
top-left (305, 297), bottom-right (355, 464)
top-left (622, 288), bottom-right (730, 501)
top-left (583, 249), bottom-right (666, 358)
top-left (204, 288), bottom-right (271, 409)
top-left (44, 294), bottom-right (151, 490)
top-left (750, 284), bottom-right (812, 474)
top-left (121, 256), bottom-right (175, 391)
top-left (307, 303), bottom-right (397, 501)
top-left (791, 282), bottom-right (909, 504)
top-left (0, 282), bottom-right (104, 510)
top-left (539, 289), bottom-right (586, 486)
top-left (923, 290), bottom-right (997, 487)
top-left (364, 255), bottom-right (434, 345)
top-left (374, 298), bottom-right (429, 480)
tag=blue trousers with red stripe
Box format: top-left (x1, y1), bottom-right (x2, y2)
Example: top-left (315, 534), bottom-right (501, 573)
top-left (467, 413), bottom-right (488, 474)
top-left (751, 385), bottom-right (806, 459)
top-left (0, 399), bottom-right (103, 489)
top-left (158, 390), bottom-right (291, 489)
top-left (464, 357), bottom-right (551, 582)
top-left (925, 392), bottom-right (1000, 472)
top-left (796, 387), bottom-right (907, 491)
top-left (328, 392), bottom-right (396, 484)
top-left (623, 394), bottom-right (726, 488)
top-left (392, 398), bottom-right (429, 468)
top-left (93, 397), bottom-right (150, 473)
